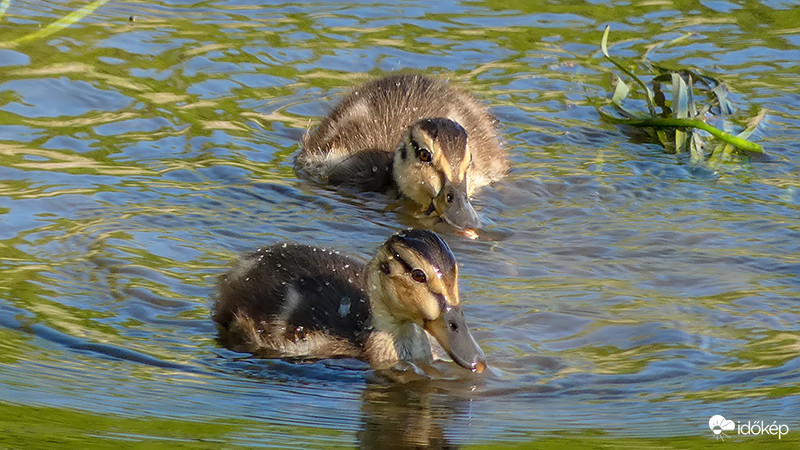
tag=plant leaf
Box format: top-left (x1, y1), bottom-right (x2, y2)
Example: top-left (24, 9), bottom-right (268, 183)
top-left (600, 25), bottom-right (657, 116)
top-left (675, 129), bottom-right (687, 153)
top-left (686, 74), bottom-right (698, 117)
top-left (601, 25), bottom-right (611, 58)
top-left (611, 75), bottom-right (630, 106)
top-left (690, 131), bottom-right (705, 160)
top-left (722, 142), bottom-right (735, 161)
top-left (736, 108), bottom-right (767, 141)
top-left (711, 83), bottom-right (735, 115)
top-left (672, 73), bottom-right (689, 119)
top-left (656, 129), bottom-right (672, 151)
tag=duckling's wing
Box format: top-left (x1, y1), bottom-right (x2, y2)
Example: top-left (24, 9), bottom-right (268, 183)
top-left (280, 273), bottom-right (372, 343)
top-left (214, 245), bottom-right (373, 358)
top-left (326, 149), bottom-right (393, 191)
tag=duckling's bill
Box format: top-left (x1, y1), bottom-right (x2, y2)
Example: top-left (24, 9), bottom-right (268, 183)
top-left (424, 305), bottom-right (486, 373)
top-left (432, 180), bottom-right (482, 231)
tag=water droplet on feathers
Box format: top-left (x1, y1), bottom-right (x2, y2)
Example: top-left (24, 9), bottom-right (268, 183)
top-left (339, 297), bottom-right (351, 317)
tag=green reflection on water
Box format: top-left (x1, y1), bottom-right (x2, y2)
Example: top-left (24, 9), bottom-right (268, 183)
top-left (0, 402), bottom-right (350, 448)
top-left (1, 402), bottom-right (796, 448)
top-left (1, 0), bottom-right (798, 447)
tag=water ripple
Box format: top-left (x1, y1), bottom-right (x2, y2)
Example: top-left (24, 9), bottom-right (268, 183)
top-left (1, 0), bottom-right (799, 446)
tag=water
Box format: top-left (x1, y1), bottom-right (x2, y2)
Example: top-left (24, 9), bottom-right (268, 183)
top-left (1, 0), bottom-right (799, 447)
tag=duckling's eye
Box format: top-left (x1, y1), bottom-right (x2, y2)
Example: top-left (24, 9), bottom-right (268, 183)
top-left (410, 269), bottom-right (427, 283)
top-left (418, 148), bottom-right (432, 163)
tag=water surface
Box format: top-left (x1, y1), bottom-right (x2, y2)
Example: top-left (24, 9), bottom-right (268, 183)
top-left (1, 0), bottom-right (799, 447)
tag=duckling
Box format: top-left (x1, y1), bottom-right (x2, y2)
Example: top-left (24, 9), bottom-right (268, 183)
top-left (213, 229), bottom-right (486, 373)
top-left (296, 73), bottom-right (509, 231)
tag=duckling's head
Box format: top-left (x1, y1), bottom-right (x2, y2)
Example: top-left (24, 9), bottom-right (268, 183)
top-left (392, 118), bottom-right (481, 231)
top-left (367, 229), bottom-right (486, 372)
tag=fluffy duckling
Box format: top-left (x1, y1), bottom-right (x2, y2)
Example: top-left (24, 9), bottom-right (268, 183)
top-left (213, 229), bottom-right (486, 373)
top-left (296, 73), bottom-right (509, 231)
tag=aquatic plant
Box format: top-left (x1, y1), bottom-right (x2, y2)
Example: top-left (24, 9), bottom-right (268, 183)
top-left (594, 25), bottom-right (765, 163)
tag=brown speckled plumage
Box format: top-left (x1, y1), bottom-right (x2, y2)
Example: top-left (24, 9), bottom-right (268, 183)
top-left (295, 73), bottom-right (509, 218)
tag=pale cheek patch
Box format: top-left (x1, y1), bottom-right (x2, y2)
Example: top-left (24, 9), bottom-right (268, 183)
top-left (393, 279), bottom-right (440, 322)
top-left (426, 171), bottom-right (442, 195)
top-left (395, 164), bottom-right (437, 207)
top-left (418, 296), bottom-right (442, 322)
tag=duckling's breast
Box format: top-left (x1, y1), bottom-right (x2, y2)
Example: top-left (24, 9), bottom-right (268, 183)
top-left (214, 244), bottom-right (373, 357)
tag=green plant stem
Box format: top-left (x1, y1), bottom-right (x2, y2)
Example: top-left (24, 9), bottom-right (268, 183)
top-left (600, 115), bottom-right (763, 153)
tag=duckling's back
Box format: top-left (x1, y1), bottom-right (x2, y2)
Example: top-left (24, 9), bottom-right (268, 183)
top-left (297, 73), bottom-right (507, 190)
top-left (214, 243), bottom-right (372, 359)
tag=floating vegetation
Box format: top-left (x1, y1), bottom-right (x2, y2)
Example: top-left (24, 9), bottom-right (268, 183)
top-left (594, 25), bottom-right (765, 163)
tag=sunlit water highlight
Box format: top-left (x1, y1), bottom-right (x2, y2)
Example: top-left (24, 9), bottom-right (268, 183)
top-left (1, 0), bottom-right (799, 446)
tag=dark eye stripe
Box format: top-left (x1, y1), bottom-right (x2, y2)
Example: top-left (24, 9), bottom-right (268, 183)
top-left (410, 137), bottom-right (432, 162)
top-left (388, 245), bottom-right (414, 272)
top-left (410, 137), bottom-right (421, 155)
top-left (389, 245), bottom-right (441, 294)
